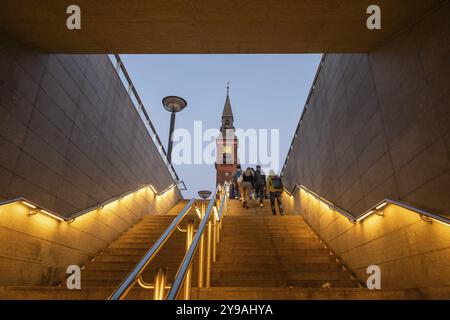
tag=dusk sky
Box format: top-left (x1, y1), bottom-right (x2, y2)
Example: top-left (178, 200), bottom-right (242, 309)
top-left (120, 54), bottom-right (322, 198)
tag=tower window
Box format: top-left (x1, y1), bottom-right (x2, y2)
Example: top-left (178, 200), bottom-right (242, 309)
top-left (225, 120), bottom-right (230, 125)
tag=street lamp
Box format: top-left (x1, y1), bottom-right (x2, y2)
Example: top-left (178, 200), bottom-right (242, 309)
top-left (198, 190), bottom-right (212, 200)
top-left (162, 96), bottom-right (187, 164)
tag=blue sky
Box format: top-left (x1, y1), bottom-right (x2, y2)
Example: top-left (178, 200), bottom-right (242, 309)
top-left (120, 54), bottom-right (322, 198)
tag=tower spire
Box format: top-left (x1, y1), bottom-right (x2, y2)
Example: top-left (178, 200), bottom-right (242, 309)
top-left (221, 82), bottom-right (234, 133)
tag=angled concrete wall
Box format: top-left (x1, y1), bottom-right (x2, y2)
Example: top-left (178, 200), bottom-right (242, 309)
top-left (283, 189), bottom-right (450, 297)
top-left (283, 3), bottom-right (450, 219)
top-left (282, 3), bottom-right (450, 296)
top-left (0, 34), bottom-right (181, 217)
top-left (0, 186), bottom-right (180, 286)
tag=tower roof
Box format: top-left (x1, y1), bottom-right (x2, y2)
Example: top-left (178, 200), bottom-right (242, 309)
top-left (222, 94), bottom-right (233, 118)
top-left (222, 82), bottom-right (233, 119)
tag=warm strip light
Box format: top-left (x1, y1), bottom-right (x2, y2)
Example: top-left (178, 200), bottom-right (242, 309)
top-left (376, 202), bottom-right (387, 210)
top-left (356, 210), bottom-right (375, 222)
top-left (434, 219), bottom-right (450, 227)
top-left (22, 201), bottom-right (37, 209)
top-left (195, 208), bottom-right (202, 219)
top-left (40, 209), bottom-right (65, 222)
top-left (213, 206), bottom-right (219, 221)
top-left (149, 185), bottom-right (158, 194)
top-left (298, 185), bottom-right (449, 227)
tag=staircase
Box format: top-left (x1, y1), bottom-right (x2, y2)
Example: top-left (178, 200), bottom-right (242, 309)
top-left (193, 199), bottom-right (421, 299)
top-left (0, 199), bottom-right (422, 299)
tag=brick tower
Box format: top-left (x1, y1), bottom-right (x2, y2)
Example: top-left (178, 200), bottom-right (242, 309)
top-left (215, 84), bottom-right (239, 186)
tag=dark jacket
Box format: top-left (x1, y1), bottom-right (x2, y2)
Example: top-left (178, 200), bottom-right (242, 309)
top-left (254, 169), bottom-right (266, 187)
top-left (242, 168), bottom-right (255, 187)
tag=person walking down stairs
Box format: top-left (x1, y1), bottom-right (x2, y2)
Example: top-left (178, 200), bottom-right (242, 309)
top-left (240, 167), bottom-right (255, 209)
top-left (267, 169), bottom-right (285, 216)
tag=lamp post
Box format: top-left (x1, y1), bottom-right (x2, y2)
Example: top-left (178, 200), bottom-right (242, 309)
top-left (162, 96), bottom-right (187, 164)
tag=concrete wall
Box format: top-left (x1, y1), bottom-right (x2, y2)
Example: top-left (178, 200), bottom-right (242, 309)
top-left (283, 3), bottom-right (450, 219)
top-left (282, 3), bottom-right (450, 295)
top-left (0, 185), bottom-right (180, 286)
top-left (0, 35), bottom-right (184, 286)
top-left (0, 34), bottom-right (181, 218)
top-left (283, 189), bottom-right (450, 297)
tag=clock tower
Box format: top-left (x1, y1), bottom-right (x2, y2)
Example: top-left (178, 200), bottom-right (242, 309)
top-left (215, 84), bottom-right (239, 186)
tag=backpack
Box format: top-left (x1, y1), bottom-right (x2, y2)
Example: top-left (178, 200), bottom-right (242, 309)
top-left (271, 176), bottom-right (282, 190)
top-left (234, 170), bottom-right (243, 184)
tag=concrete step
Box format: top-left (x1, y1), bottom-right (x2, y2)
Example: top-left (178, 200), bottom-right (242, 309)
top-left (92, 253), bottom-right (179, 262)
top-left (103, 248), bottom-right (186, 255)
top-left (82, 265), bottom-right (200, 279)
top-left (214, 247), bottom-right (330, 256)
top-left (109, 242), bottom-right (187, 249)
top-left (221, 230), bottom-right (314, 236)
top-left (211, 279), bottom-right (359, 288)
top-left (214, 253), bottom-right (338, 264)
top-left (85, 261), bottom-right (194, 271)
top-left (280, 262), bottom-right (343, 272)
top-left (0, 286), bottom-right (425, 300)
top-left (194, 287), bottom-right (423, 300)
top-left (211, 270), bottom-right (353, 282)
top-left (212, 262), bottom-right (343, 272)
top-left (220, 240), bottom-right (328, 252)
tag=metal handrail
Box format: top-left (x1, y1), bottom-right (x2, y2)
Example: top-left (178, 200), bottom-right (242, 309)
top-left (108, 198), bottom-right (196, 300)
top-left (166, 184), bottom-right (226, 300)
top-left (0, 183), bottom-right (177, 223)
top-left (285, 184), bottom-right (450, 226)
top-left (216, 185), bottom-right (227, 221)
top-left (281, 54), bottom-right (327, 177)
top-left (108, 54), bottom-right (180, 183)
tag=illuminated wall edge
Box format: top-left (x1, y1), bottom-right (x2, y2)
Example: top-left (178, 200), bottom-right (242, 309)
top-left (284, 185), bottom-right (450, 227)
top-left (0, 183), bottom-right (178, 223)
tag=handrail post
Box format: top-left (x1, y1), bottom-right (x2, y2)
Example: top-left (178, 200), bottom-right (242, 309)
top-left (153, 267), bottom-right (168, 300)
top-left (167, 185), bottom-right (225, 300)
top-left (183, 220), bottom-right (195, 300)
top-left (206, 218), bottom-right (212, 287)
top-left (212, 219), bottom-right (217, 262)
top-left (198, 233), bottom-right (205, 287)
top-left (198, 201), bottom-right (205, 288)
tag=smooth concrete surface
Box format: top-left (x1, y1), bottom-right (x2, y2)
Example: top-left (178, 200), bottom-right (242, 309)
top-left (0, 34), bottom-right (181, 217)
top-left (0, 1), bottom-right (444, 53)
top-left (283, 2), bottom-right (450, 218)
top-left (283, 189), bottom-right (450, 298)
top-left (0, 186), bottom-right (180, 286)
